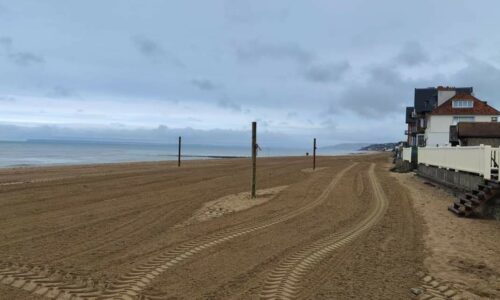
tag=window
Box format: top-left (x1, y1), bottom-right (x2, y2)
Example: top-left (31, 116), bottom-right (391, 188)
top-left (452, 100), bottom-right (473, 108)
top-left (417, 134), bottom-right (426, 147)
top-left (419, 118), bottom-right (426, 128)
top-left (492, 117), bottom-right (498, 122)
top-left (452, 116), bottom-right (475, 125)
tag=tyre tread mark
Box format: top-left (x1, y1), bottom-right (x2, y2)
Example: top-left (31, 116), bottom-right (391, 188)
top-left (259, 163), bottom-right (389, 300)
top-left (0, 263), bottom-right (104, 299)
top-left (103, 163), bottom-right (357, 299)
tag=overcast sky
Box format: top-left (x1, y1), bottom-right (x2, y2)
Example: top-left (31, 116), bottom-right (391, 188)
top-left (1, 0), bottom-right (500, 146)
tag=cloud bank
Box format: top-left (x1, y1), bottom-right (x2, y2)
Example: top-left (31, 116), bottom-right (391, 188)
top-left (1, 1), bottom-right (500, 146)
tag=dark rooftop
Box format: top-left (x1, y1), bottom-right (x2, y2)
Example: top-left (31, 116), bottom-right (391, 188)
top-left (414, 86), bottom-right (473, 114)
top-left (457, 122), bottom-right (500, 138)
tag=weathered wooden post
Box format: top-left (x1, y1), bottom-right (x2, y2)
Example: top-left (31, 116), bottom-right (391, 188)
top-left (178, 136), bottom-right (182, 167)
top-left (313, 138), bottom-right (317, 170)
top-left (251, 122), bottom-right (257, 198)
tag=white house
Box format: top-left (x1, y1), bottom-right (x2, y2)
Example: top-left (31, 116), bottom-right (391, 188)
top-left (424, 93), bottom-right (500, 147)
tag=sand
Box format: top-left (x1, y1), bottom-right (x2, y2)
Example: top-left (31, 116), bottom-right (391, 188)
top-left (176, 185), bottom-right (288, 227)
top-left (393, 172), bottom-right (500, 299)
top-left (0, 154), bottom-right (425, 299)
top-left (301, 166), bottom-right (329, 173)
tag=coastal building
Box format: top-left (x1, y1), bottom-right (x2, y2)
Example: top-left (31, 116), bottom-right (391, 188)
top-left (424, 93), bottom-right (500, 147)
top-left (450, 122), bottom-right (500, 147)
top-left (405, 86), bottom-right (474, 147)
top-left (402, 86), bottom-right (500, 218)
top-left (405, 86), bottom-right (500, 147)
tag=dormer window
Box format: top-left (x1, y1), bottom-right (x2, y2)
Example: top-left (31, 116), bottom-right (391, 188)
top-left (452, 100), bottom-right (473, 108)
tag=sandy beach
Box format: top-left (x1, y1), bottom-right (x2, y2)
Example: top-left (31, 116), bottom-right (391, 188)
top-left (0, 153), bottom-right (497, 299)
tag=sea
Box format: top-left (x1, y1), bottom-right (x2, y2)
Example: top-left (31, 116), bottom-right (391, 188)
top-left (0, 140), bottom-right (356, 168)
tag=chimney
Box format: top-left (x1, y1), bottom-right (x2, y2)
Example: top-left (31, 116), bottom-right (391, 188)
top-left (437, 87), bottom-right (456, 106)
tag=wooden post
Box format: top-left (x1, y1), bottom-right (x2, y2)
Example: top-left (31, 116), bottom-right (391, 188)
top-left (313, 138), bottom-right (317, 170)
top-left (178, 136), bottom-right (181, 167)
top-left (251, 122), bottom-right (257, 199)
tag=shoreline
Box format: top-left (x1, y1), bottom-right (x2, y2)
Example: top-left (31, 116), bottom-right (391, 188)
top-left (0, 152), bottom-right (372, 170)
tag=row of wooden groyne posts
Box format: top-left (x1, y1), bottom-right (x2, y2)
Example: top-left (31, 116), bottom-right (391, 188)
top-left (397, 145), bottom-right (500, 218)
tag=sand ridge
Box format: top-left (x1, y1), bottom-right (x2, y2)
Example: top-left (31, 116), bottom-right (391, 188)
top-left (176, 185), bottom-right (289, 227)
top-left (300, 167), bottom-right (329, 173)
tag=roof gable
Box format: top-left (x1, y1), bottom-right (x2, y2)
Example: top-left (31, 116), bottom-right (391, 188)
top-left (430, 94), bottom-right (500, 116)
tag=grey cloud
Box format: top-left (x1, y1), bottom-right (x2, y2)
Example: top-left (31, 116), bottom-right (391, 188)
top-left (191, 79), bottom-right (218, 91)
top-left (8, 52), bottom-right (44, 66)
top-left (3, 1), bottom-right (500, 146)
top-left (303, 61), bottom-right (350, 83)
top-left (337, 65), bottom-right (416, 117)
top-left (47, 86), bottom-right (79, 98)
top-left (368, 66), bottom-right (402, 86)
top-left (0, 95), bottom-right (16, 102)
top-left (0, 36), bottom-right (12, 49)
top-left (320, 118), bottom-right (336, 129)
top-left (236, 40), bottom-right (313, 64)
top-left (449, 58), bottom-right (500, 107)
top-left (132, 35), bottom-right (184, 67)
top-left (338, 58), bottom-right (500, 118)
top-left (217, 99), bottom-right (242, 112)
top-left (132, 36), bottom-right (164, 58)
top-left (340, 85), bottom-right (405, 117)
top-left (0, 123), bottom-right (302, 147)
top-left (255, 118), bottom-right (272, 128)
top-left (0, 36), bottom-right (44, 66)
top-left (395, 42), bottom-right (429, 66)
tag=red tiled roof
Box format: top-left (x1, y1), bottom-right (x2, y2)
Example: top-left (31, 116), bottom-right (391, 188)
top-left (431, 93), bottom-right (500, 115)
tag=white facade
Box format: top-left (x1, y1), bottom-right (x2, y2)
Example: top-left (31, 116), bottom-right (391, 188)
top-left (419, 145), bottom-right (500, 180)
top-left (437, 90), bottom-right (456, 106)
top-left (424, 115), bottom-right (498, 147)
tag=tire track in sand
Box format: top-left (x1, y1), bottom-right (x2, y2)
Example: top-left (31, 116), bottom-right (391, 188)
top-left (99, 163), bottom-right (358, 299)
top-left (259, 163), bottom-right (388, 300)
top-left (0, 166), bottom-right (183, 188)
top-left (0, 176), bottom-right (72, 186)
top-left (0, 163), bottom-right (356, 299)
top-left (0, 263), bottom-right (104, 299)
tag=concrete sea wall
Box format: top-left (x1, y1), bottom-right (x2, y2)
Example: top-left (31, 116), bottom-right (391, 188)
top-left (417, 164), bottom-right (483, 191)
top-left (417, 164), bottom-right (500, 219)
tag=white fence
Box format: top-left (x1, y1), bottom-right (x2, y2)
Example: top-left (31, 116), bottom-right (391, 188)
top-left (418, 145), bottom-right (500, 180)
top-left (402, 147), bottom-right (412, 162)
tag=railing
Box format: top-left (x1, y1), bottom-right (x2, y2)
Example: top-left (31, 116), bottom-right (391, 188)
top-left (402, 147), bottom-right (412, 162)
top-left (418, 145), bottom-right (500, 180)
top-left (492, 148), bottom-right (500, 169)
